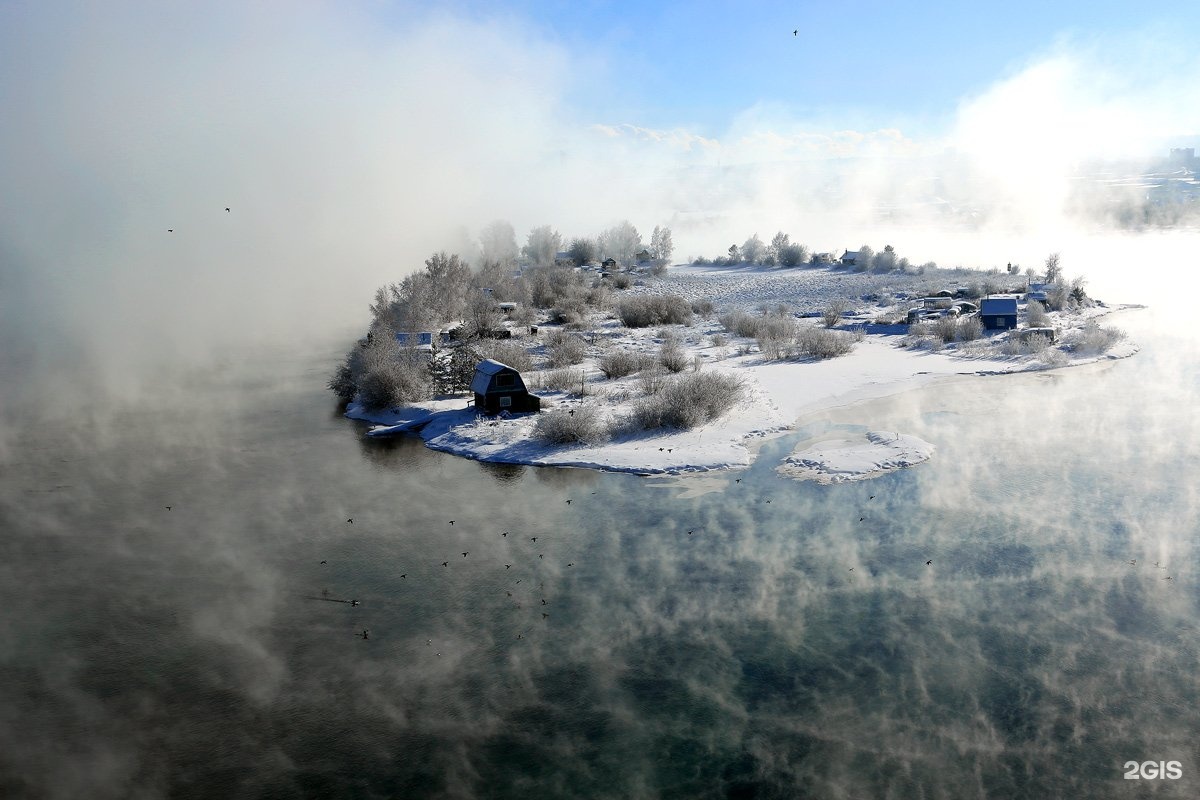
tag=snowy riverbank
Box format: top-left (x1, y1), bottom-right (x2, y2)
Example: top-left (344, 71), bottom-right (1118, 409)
top-left (346, 266), bottom-right (1141, 480)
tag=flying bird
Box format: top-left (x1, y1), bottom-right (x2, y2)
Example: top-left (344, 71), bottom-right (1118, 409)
top-left (400, 574), bottom-right (406, 578)
top-left (542, 613), bottom-right (549, 619)
top-left (441, 561), bottom-right (449, 567)
top-left (462, 552), bottom-right (469, 558)
top-left (350, 599), bottom-right (359, 606)
top-left (347, 518), bottom-right (353, 524)
top-left (869, 495), bottom-right (875, 500)
top-left (793, 29), bottom-right (797, 35)
top-left (225, 207), bottom-right (230, 212)
top-left (501, 532), bottom-right (508, 537)
top-left (167, 229), bottom-right (173, 233)
top-left (505, 564), bottom-right (512, 569)
top-left (735, 478), bottom-right (742, 484)
top-left (358, 630), bottom-right (369, 640)
top-left (448, 520), bottom-right (455, 525)
top-left (926, 560), bottom-right (932, 566)
top-left (530, 537), bottom-right (538, 542)
top-left (565, 499), bottom-right (572, 505)
top-left (165, 506), bottom-right (172, 511)
top-left (567, 563), bottom-right (574, 567)
top-left (320, 560), bottom-right (327, 565)
top-left (1129, 560), bottom-right (1137, 565)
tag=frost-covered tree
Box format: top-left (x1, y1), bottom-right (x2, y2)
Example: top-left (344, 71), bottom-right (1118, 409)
top-left (598, 220), bottom-right (642, 266)
top-left (872, 244), bottom-right (897, 273)
top-left (741, 233), bottom-right (765, 265)
top-left (649, 225), bottom-right (674, 266)
top-left (727, 244), bottom-right (740, 264)
top-left (567, 237), bottom-right (598, 267)
top-left (478, 220), bottom-right (518, 266)
top-left (854, 245), bottom-right (875, 273)
top-left (423, 251), bottom-right (471, 323)
top-left (768, 232), bottom-right (790, 264)
top-left (522, 225), bottom-right (562, 267)
top-left (1044, 252), bottom-right (1062, 284)
top-left (779, 242), bottom-right (809, 267)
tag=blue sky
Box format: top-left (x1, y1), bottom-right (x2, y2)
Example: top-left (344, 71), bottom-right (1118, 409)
top-left (400, 0), bottom-right (1196, 142)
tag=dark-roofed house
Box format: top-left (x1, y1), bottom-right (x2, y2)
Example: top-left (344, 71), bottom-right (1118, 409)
top-left (471, 359), bottom-right (540, 415)
top-left (840, 250), bottom-right (858, 268)
top-left (980, 296), bottom-right (1018, 330)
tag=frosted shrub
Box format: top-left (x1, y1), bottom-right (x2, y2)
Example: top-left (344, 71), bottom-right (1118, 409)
top-left (639, 365), bottom-right (670, 396)
top-left (719, 310), bottom-right (761, 338)
top-left (1067, 322), bottom-right (1126, 354)
top-left (755, 316), bottom-right (797, 360)
top-left (796, 327), bottom-right (857, 359)
top-left (659, 340), bottom-right (690, 373)
top-left (957, 317), bottom-right (983, 342)
top-left (598, 349), bottom-right (646, 379)
top-left (546, 331), bottom-right (586, 367)
top-left (932, 315), bottom-right (959, 343)
top-left (477, 340), bottom-right (534, 373)
top-left (533, 406), bottom-right (607, 446)
top-left (1027, 300), bottom-right (1049, 327)
top-left (710, 333), bottom-right (728, 348)
top-left (621, 372), bottom-right (745, 432)
top-left (691, 299), bottom-right (715, 317)
top-left (540, 367), bottom-right (586, 395)
top-left (617, 295), bottom-right (693, 327)
top-left (822, 300), bottom-right (848, 328)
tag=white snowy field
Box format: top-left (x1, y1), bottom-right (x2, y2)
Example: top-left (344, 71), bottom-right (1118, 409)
top-left (346, 265), bottom-right (1140, 481)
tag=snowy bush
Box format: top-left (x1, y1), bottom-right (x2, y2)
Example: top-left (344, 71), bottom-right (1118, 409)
top-left (710, 333), bottom-right (728, 348)
top-left (546, 330), bottom-right (586, 367)
top-left (755, 316), bottom-right (797, 360)
top-left (476, 340), bottom-right (534, 373)
top-left (659, 339), bottom-right (690, 373)
top-left (1066, 322), bottom-right (1126, 354)
top-left (932, 315), bottom-right (959, 343)
top-left (957, 317), bottom-right (983, 341)
top-left (599, 349), bottom-right (653, 379)
top-left (691, 299), bottom-right (715, 318)
top-left (822, 300), bottom-right (847, 328)
top-left (620, 371), bottom-right (745, 432)
top-left (639, 365), bottom-right (670, 396)
top-left (533, 406), bottom-right (607, 446)
top-left (1026, 300), bottom-right (1049, 327)
top-left (719, 310), bottom-right (761, 338)
top-left (327, 355), bottom-right (358, 402)
top-left (617, 295), bottom-right (693, 327)
top-left (611, 273), bottom-right (632, 290)
top-left (358, 354), bottom-right (432, 409)
top-left (539, 367), bottom-right (586, 395)
top-left (796, 327), bottom-right (858, 359)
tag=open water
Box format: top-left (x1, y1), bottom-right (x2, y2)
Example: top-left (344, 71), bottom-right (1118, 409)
top-left (2, 308), bottom-right (1198, 798)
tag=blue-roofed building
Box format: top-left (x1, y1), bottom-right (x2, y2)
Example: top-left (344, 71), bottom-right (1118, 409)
top-left (395, 331), bottom-right (436, 356)
top-left (980, 297), bottom-right (1018, 330)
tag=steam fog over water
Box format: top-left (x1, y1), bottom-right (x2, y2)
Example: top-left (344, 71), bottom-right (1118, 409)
top-left (4, 2), bottom-right (1200, 796)
top-left (2, 306), bottom-right (1199, 798)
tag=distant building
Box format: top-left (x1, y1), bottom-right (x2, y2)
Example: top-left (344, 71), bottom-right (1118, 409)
top-left (635, 248), bottom-right (653, 264)
top-left (979, 297), bottom-right (1019, 330)
top-left (840, 250), bottom-right (858, 267)
top-left (395, 331), bottom-right (436, 355)
top-left (601, 257), bottom-right (617, 270)
top-left (470, 359), bottom-right (540, 415)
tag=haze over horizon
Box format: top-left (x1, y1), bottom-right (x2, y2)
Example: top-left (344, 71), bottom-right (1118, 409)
top-left (2, 1), bottom-right (1198, 426)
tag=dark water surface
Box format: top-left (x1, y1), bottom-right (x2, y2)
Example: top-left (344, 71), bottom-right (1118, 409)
top-left (2, 312), bottom-right (1199, 799)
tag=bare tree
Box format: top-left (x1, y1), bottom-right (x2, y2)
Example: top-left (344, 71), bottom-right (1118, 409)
top-left (522, 225), bottom-right (562, 267)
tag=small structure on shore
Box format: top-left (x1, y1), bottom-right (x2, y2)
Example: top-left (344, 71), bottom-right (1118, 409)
top-left (471, 359), bottom-right (540, 415)
top-left (980, 296), bottom-right (1018, 330)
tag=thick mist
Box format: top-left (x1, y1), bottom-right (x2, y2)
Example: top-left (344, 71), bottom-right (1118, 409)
top-left (1, 3), bottom-right (1197, 439)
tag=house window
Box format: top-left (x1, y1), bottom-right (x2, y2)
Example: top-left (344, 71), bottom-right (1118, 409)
top-left (496, 374), bottom-right (516, 388)
top-left (499, 395), bottom-right (512, 408)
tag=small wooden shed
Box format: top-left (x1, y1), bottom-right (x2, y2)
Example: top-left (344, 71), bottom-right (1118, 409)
top-left (980, 297), bottom-right (1018, 330)
top-left (470, 359), bottom-right (540, 415)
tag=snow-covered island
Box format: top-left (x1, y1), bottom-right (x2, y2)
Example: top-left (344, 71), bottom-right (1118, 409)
top-left (337, 258), bottom-right (1139, 482)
